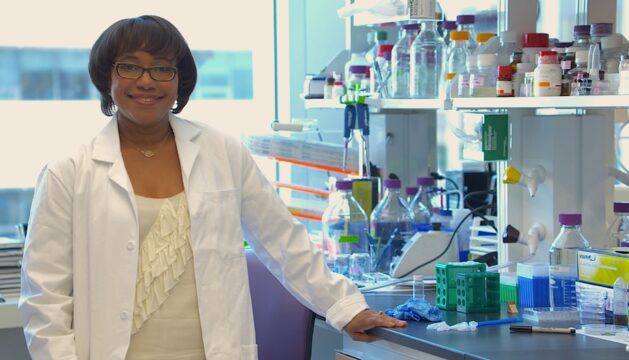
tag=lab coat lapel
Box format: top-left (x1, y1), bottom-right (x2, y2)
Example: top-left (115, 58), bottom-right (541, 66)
top-left (92, 117), bottom-right (135, 196)
top-left (169, 115), bottom-right (208, 217)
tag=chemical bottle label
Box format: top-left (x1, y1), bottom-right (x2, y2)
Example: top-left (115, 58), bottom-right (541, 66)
top-left (496, 80), bottom-right (513, 96)
top-left (339, 235), bottom-right (359, 243)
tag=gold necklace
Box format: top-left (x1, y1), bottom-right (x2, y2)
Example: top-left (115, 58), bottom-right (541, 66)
top-left (120, 128), bottom-right (172, 158)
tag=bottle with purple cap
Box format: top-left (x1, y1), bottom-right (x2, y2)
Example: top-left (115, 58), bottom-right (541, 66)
top-left (607, 202), bottom-right (629, 247)
top-left (391, 23), bottom-right (420, 98)
top-left (321, 180), bottom-right (370, 279)
top-left (370, 179), bottom-right (413, 274)
top-left (456, 15), bottom-right (477, 52)
top-left (549, 213), bottom-right (591, 308)
top-left (412, 176), bottom-right (437, 216)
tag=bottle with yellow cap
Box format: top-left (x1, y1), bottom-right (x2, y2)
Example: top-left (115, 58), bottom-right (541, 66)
top-left (476, 32), bottom-right (497, 50)
top-left (445, 31), bottom-right (470, 98)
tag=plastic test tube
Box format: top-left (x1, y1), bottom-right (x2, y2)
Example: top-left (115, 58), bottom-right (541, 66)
top-left (413, 274), bottom-right (425, 300)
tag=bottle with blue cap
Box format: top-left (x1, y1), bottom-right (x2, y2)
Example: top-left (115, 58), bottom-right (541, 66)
top-left (549, 213), bottom-right (591, 308)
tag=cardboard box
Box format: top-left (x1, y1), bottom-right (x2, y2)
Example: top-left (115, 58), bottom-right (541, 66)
top-left (577, 248), bottom-right (629, 287)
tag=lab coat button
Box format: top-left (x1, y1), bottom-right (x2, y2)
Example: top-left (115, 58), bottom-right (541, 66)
top-left (120, 311), bottom-right (129, 320)
top-left (126, 241), bottom-right (135, 250)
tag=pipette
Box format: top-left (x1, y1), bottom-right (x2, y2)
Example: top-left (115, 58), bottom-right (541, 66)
top-left (342, 105), bottom-right (356, 172)
top-left (356, 102), bottom-right (370, 177)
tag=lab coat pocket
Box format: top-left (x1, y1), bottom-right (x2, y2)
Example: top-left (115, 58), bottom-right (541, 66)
top-left (193, 188), bottom-right (244, 256)
top-left (240, 344), bottom-right (258, 360)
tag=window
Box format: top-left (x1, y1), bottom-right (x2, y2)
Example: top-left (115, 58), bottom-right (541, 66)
top-left (0, 1), bottom-right (275, 236)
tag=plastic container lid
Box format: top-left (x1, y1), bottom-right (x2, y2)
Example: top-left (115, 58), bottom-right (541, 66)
top-left (517, 262), bottom-right (549, 278)
top-left (456, 15), bottom-right (475, 25)
top-left (442, 20), bottom-right (457, 30)
top-left (349, 65), bottom-right (369, 74)
top-left (573, 24), bottom-right (591, 36)
top-left (440, 209), bottom-right (452, 216)
top-left (402, 23), bottom-right (420, 30)
top-left (406, 186), bottom-right (418, 196)
top-left (450, 31), bottom-right (469, 41)
top-left (558, 213), bottom-right (582, 225)
top-left (335, 180), bottom-right (353, 190)
top-left (523, 33), bottom-right (549, 48)
top-left (538, 50), bottom-right (558, 64)
top-left (377, 44), bottom-right (395, 56)
top-left (500, 272), bottom-right (518, 285)
top-left (553, 41), bottom-right (574, 49)
top-left (476, 32), bottom-right (496, 43)
top-left (590, 23), bottom-right (613, 36)
top-left (375, 31), bottom-right (388, 41)
top-left (613, 202), bottom-right (629, 213)
top-left (581, 324), bottom-right (629, 336)
top-left (384, 179), bottom-right (401, 189)
top-left (500, 31), bottom-right (517, 43)
top-left (417, 176), bottom-right (435, 186)
top-left (477, 53), bottom-right (497, 66)
top-left (497, 65), bottom-right (513, 78)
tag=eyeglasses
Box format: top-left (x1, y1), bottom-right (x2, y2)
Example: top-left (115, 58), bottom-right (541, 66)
top-left (113, 62), bottom-right (178, 82)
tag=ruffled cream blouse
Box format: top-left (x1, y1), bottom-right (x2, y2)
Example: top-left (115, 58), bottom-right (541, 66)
top-left (125, 192), bottom-right (205, 360)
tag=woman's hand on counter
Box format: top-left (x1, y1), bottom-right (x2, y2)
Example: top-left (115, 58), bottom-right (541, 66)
top-left (343, 309), bottom-right (407, 342)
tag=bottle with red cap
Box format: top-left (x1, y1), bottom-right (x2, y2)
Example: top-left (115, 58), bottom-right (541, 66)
top-left (533, 50), bottom-right (562, 96)
top-left (370, 44), bottom-right (395, 97)
top-left (365, 30), bottom-right (390, 65)
top-left (522, 33), bottom-right (550, 65)
top-left (496, 65), bottom-right (514, 97)
top-left (549, 213), bottom-right (591, 308)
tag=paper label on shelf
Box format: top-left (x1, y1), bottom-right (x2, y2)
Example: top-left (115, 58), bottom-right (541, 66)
top-left (408, 0), bottom-right (436, 19)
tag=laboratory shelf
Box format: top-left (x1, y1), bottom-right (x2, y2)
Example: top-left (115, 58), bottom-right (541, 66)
top-left (352, 13), bottom-right (427, 27)
top-left (303, 99), bottom-right (345, 109)
top-left (366, 98), bottom-right (443, 110)
top-left (305, 96), bottom-right (629, 111)
top-left (304, 98), bottom-right (443, 110)
top-left (452, 95), bottom-right (629, 110)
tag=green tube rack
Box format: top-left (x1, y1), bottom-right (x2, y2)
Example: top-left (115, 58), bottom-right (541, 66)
top-left (435, 262), bottom-right (486, 311)
top-left (456, 271), bottom-right (501, 313)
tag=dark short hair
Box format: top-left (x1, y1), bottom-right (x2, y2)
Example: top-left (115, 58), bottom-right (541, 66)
top-left (88, 15), bottom-right (197, 116)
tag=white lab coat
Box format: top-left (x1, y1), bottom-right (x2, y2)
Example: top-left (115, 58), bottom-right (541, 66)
top-left (19, 114), bottom-right (368, 360)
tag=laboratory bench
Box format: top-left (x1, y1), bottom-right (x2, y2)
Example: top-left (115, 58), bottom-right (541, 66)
top-left (312, 291), bottom-right (629, 360)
